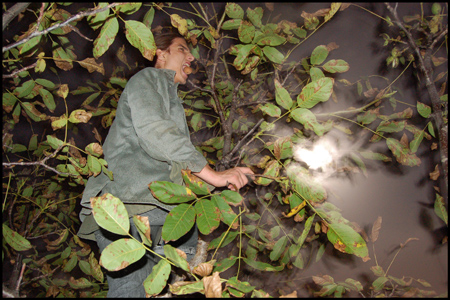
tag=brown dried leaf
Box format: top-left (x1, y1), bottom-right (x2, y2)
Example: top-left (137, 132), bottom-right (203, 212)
top-left (78, 57), bottom-right (105, 75)
top-left (280, 290), bottom-right (298, 298)
top-left (429, 164), bottom-right (440, 180)
top-left (326, 42), bottom-right (339, 52)
top-left (431, 142), bottom-right (438, 150)
top-left (399, 133), bottom-right (409, 148)
top-left (193, 262), bottom-right (213, 277)
top-left (203, 272), bottom-right (222, 298)
top-left (371, 216), bottom-right (382, 243)
top-left (265, 3), bottom-right (274, 11)
top-left (92, 127), bottom-right (102, 143)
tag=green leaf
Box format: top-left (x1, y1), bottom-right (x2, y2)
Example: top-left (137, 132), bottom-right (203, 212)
top-left (3, 92), bottom-right (18, 113)
top-left (208, 231), bottom-right (239, 250)
top-left (417, 101), bottom-right (431, 118)
top-left (88, 2), bottom-right (109, 30)
top-left (149, 181), bottom-right (196, 204)
top-left (273, 136), bottom-right (293, 160)
top-left (213, 256), bottom-right (238, 273)
top-left (376, 120), bottom-right (406, 133)
top-left (89, 252), bottom-right (104, 283)
top-left (195, 199), bottom-right (220, 235)
top-left (262, 46), bottom-right (284, 64)
top-left (170, 280), bottom-right (204, 295)
top-left (292, 27), bottom-right (307, 38)
top-left (69, 277), bottom-right (92, 289)
top-left (2, 224), bottom-right (32, 251)
top-left (225, 3), bottom-right (244, 19)
top-left (292, 251), bottom-right (304, 269)
top-left (386, 138), bottom-right (421, 166)
top-left (253, 33), bottom-right (286, 46)
top-left (357, 109), bottom-right (379, 125)
top-left (269, 236), bottom-right (288, 261)
top-left (291, 108), bottom-right (325, 136)
top-left (116, 3), bottom-right (141, 14)
top-left (246, 7), bottom-right (263, 27)
top-left (410, 131), bottom-right (424, 153)
top-left (222, 19), bottom-right (242, 30)
top-left (359, 151), bottom-right (392, 162)
top-left (310, 45), bottom-right (328, 65)
top-left (46, 135), bottom-right (65, 150)
top-left (143, 259), bottom-right (171, 297)
top-left (99, 238), bottom-right (146, 271)
top-left (255, 160), bottom-right (281, 185)
top-left (132, 215), bottom-right (152, 247)
top-left (163, 244), bottom-right (190, 272)
top-left (434, 193), bottom-right (448, 225)
top-left (91, 193), bottom-right (130, 235)
top-left (63, 255), bottom-right (78, 272)
top-left (238, 21), bottom-right (255, 44)
top-left (327, 223), bottom-right (370, 262)
top-left (15, 80), bottom-right (35, 98)
top-left (310, 67), bottom-right (325, 81)
top-left (297, 214), bottom-right (315, 247)
top-left (124, 20), bottom-right (156, 61)
top-left (349, 152), bottom-right (367, 176)
top-left (211, 195), bottom-right (239, 229)
top-left (11, 144), bottom-right (27, 153)
top-left (51, 115), bottom-right (68, 130)
top-left (35, 78), bottom-right (56, 90)
top-left (372, 276), bottom-right (389, 292)
top-left (20, 35), bottom-right (42, 55)
top-left (232, 44), bottom-right (254, 70)
top-left (38, 89), bottom-right (56, 112)
top-left (259, 103), bottom-right (281, 117)
top-left (162, 203), bottom-right (196, 242)
top-left (227, 276), bottom-right (256, 293)
top-left (79, 260), bottom-right (92, 276)
top-left (143, 7), bottom-right (155, 29)
top-left (242, 258), bottom-right (284, 272)
top-left (316, 243), bottom-right (326, 262)
top-left (427, 122), bottom-right (436, 138)
top-left (220, 190), bottom-right (244, 206)
top-left (274, 79), bottom-right (293, 110)
top-left (322, 59), bottom-right (350, 73)
top-left (297, 77), bottom-right (334, 108)
top-left (93, 17), bottom-right (119, 59)
top-left (87, 155), bottom-right (102, 176)
top-left (190, 112), bottom-right (203, 132)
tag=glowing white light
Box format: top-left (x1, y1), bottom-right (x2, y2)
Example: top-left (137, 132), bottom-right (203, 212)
top-left (294, 143), bottom-right (334, 170)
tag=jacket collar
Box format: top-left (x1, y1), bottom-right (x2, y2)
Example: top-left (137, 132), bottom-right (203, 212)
top-left (161, 69), bottom-right (180, 89)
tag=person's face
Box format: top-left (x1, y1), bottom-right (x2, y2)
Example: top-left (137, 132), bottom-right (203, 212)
top-left (156, 37), bottom-right (195, 84)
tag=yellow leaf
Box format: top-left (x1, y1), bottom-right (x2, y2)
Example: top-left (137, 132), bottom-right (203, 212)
top-left (78, 57), bottom-right (105, 75)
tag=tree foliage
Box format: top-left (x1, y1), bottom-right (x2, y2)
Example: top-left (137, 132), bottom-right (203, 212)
top-left (2, 2), bottom-right (447, 298)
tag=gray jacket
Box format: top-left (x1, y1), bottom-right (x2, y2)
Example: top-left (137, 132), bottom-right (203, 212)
top-left (79, 67), bottom-right (207, 224)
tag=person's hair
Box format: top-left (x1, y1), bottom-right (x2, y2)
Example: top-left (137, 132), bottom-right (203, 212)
top-left (150, 31), bottom-right (185, 67)
top-left (154, 31), bottom-right (185, 52)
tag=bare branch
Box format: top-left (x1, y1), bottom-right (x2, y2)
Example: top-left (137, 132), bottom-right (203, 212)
top-left (2, 2), bottom-right (125, 53)
top-left (3, 63), bottom-right (37, 79)
top-left (3, 145), bottom-right (72, 176)
top-left (2, 3), bottom-right (31, 31)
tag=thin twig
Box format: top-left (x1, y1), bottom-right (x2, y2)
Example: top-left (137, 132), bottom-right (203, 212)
top-left (3, 144), bottom-right (71, 176)
top-left (3, 2), bottom-right (125, 53)
top-left (3, 63), bottom-right (37, 79)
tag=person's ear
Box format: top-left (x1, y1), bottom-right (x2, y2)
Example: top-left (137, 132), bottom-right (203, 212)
top-left (156, 49), bottom-right (166, 61)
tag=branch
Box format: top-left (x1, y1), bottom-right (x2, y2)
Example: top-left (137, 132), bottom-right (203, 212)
top-left (385, 2), bottom-right (448, 190)
top-left (2, 3), bottom-right (31, 31)
top-left (2, 2), bottom-right (124, 53)
top-left (225, 118), bottom-right (264, 164)
top-left (3, 145), bottom-right (71, 176)
top-left (2, 63), bottom-right (37, 79)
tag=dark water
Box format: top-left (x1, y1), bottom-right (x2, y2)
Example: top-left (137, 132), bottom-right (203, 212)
top-left (206, 2), bottom-right (448, 297)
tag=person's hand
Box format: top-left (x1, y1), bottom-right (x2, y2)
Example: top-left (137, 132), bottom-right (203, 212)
top-left (220, 166), bottom-right (254, 191)
top-left (193, 165), bottom-right (255, 191)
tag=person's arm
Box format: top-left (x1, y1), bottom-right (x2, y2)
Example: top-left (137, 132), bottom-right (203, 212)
top-left (193, 164), bottom-right (254, 191)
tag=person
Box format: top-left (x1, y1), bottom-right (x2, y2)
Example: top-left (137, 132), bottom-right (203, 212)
top-left (77, 31), bottom-right (254, 297)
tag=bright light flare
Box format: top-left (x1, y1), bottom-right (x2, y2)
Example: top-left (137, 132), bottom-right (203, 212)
top-left (294, 142), bottom-right (334, 170)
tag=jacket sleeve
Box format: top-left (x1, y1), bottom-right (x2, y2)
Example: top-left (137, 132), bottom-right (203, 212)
top-left (127, 83), bottom-right (207, 173)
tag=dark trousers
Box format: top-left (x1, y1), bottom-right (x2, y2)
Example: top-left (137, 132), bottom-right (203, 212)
top-left (94, 207), bottom-right (198, 297)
